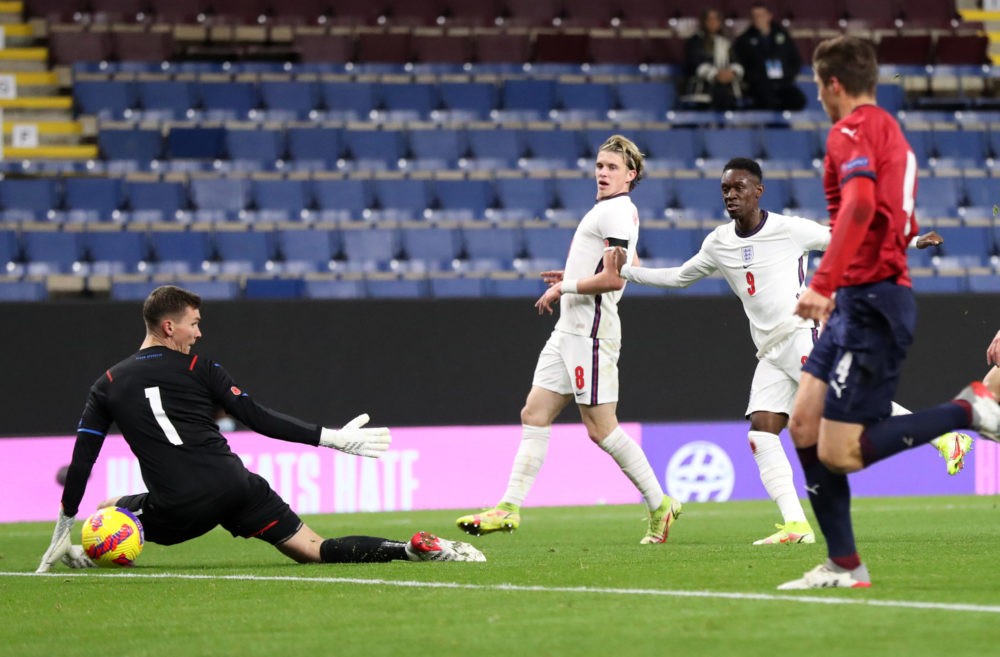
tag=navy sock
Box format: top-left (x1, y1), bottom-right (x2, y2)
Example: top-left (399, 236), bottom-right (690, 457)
top-left (859, 402), bottom-right (969, 467)
top-left (319, 536), bottom-right (408, 563)
top-left (796, 445), bottom-right (859, 566)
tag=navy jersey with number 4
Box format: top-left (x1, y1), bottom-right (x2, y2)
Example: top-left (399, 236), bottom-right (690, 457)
top-left (62, 346), bottom-right (321, 517)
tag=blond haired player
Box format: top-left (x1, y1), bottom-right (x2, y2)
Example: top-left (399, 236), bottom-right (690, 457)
top-left (613, 157), bottom-right (971, 546)
top-left (456, 135), bottom-right (682, 544)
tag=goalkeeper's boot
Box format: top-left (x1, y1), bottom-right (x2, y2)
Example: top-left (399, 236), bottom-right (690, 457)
top-left (777, 560), bottom-right (871, 590)
top-left (640, 496), bottom-right (682, 544)
top-left (933, 432), bottom-right (974, 476)
top-left (954, 382), bottom-right (1000, 442)
top-left (405, 531), bottom-right (486, 562)
top-left (753, 521), bottom-right (816, 545)
top-left (456, 503), bottom-right (520, 536)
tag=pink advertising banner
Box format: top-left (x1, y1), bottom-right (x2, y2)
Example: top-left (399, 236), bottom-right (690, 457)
top-left (0, 424), bottom-right (643, 523)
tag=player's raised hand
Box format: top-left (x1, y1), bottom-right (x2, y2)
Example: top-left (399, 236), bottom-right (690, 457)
top-left (319, 413), bottom-right (392, 458)
top-left (534, 284), bottom-right (562, 315)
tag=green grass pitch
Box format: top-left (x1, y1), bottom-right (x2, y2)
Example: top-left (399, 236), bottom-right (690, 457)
top-left (3, 496), bottom-right (1000, 657)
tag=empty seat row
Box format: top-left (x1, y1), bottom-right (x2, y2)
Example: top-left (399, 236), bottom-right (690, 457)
top-left (29, 0), bottom-right (961, 30)
top-left (77, 78), bottom-right (687, 121)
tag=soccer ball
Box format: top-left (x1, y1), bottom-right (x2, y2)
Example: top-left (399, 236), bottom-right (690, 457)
top-left (81, 507), bottom-right (144, 567)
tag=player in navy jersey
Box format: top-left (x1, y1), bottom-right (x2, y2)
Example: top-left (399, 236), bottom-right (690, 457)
top-left (37, 285), bottom-right (484, 572)
top-left (777, 36), bottom-right (1000, 589)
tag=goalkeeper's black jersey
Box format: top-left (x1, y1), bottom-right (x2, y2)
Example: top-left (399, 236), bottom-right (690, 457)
top-left (61, 346), bottom-right (322, 517)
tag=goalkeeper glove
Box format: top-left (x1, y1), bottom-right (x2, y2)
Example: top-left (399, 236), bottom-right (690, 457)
top-left (319, 413), bottom-right (391, 458)
top-left (36, 509), bottom-right (95, 573)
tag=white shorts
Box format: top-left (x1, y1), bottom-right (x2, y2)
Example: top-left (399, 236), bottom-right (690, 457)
top-left (745, 328), bottom-right (817, 417)
top-left (532, 330), bottom-right (621, 406)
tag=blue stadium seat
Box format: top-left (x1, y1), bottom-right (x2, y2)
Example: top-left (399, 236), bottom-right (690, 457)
top-left (674, 277), bottom-right (731, 296)
top-left (465, 128), bottom-right (523, 168)
top-left (244, 278), bottom-right (305, 299)
top-left (343, 129), bottom-right (406, 169)
top-left (702, 128), bottom-right (757, 161)
top-left (22, 231), bottom-right (82, 273)
top-left (488, 276), bottom-right (546, 297)
top-left (494, 177), bottom-right (554, 220)
top-left (554, 178), bottom-right (599, 216)
top-left (522, 226), bottom-right (574, 261)
top-left (183, 279), bottom-right (240, 300)
top-left (903, 130), bottom-right (933, 167)
top-left (0, 279), bottom-right (46, 301)
top-left (554, 82), bottom-right (614, 120)
top-left (0, 229), bottom-right (18, 265)
top-left (136, 80), bottom-right (195, 119)
top-left (320, 81), bottom-right (378, 120)
top-left (225, 129), bottom-right (284, 168)
top-left (932, 130), bottom-right (989, 168)
top-left (615, 82), bottom-right (674, 120)
top-left (341, 227), bottom-right (399, 267)
top-left (432, 179), bottom-right (493, 220)
top-left (126, 181), bottom-right (187, 221)
top-left (74, 80), bottom-right (135, 119)
top-left (378, 82), bottom-right (437, 121)
top-left (189, 178), bottom-right (249, 219)
top-left (500, 79), bottom-right (556, 119)
top-left (641, 227), bottom-right (701, 262)
top-left (110, 279), bottom-right (159, 301)
top-left (213, 230), bottom-right (274, 273)
top-left (917, 177), bottom-right (962, 214)
top-left (788, 177), bottom-right (827, 212)
top-left (639, 129), bottom-right (698, 168)
top-left (365, 277), bottom-right (429, 298)
top-left (522, 129), bottom-right (586, 168)
top-left (372, 178), bottom-right (430, 221)
top-left (198, 81), bottom-right (259, 119)
top-left (429, 276), bottom-right (487, 298)
top-left (148, 230), bottom-right (211, 273)
top-left (399, 227), bottom-right (461, 267)
top-left (962, 176), bottom-right (994, 209)
top-left (631, 178), bottom-right (672, 219)
top-left (911, 274), bottom-right (967, 294)
top-left (250, 179), bottom-right (309, 221)
top-left (0, 179), bottom-right (58, 221)
top-left (276, 228), bottom-right (337, 272)
top-left (259, 80), bottom-right (319, 120)
top-left (303, 278), bottom-right (364, 299)
top-left (286, 126), bottom-right (343, 168)
top-left (968, 274), bottom-right (1000, 293)
top-left (64, 178), bottom-right (123, 221)
top-left (933, 226), bottom-right (993, 266)
top-left (408, 128), bottom-right (464, 169)
top-left (462, 226), bottom-right (523, 264)
top-left (84, 230), bottom-right (147, 273)
top-left (311, 178), bottom-right (370, 221)
top-left (760, 129), bottom-right (817, 168)
top-left (167, 126), bottom-right (226, 160)
top-left (876, 83), bottom-right (905, 116)
top-left (438, 82), bottom-right (497, 120)
top-left (760, 179), bottom-right (790, 211)
top-left (673, 178), bottom-right (724, 212)
top-left (99, 128), bottom-right (163, 163)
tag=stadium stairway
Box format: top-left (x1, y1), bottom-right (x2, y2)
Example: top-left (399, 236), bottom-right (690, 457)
top-left (0, 1), bottom-right (96, 160)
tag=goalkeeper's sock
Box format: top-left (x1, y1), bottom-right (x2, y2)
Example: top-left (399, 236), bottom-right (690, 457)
top-left (858, 403), bottom-right (969, 466)
top-left (599, 425), bottom-right (664, 512)
top-left (320, 536), bottom-right (407, 563)
top-left (748, 431), bottom-right (807, 523)
top-left (499, 424), bottom-right (550, 507)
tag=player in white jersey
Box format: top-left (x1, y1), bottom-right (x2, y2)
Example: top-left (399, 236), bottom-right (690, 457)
top-left (613, 157), bottom-right (971, 545)
top-left (456, 135), bottom-right (682, 544)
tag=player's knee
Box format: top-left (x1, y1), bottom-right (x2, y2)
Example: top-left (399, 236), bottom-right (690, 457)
top-left (816, 442), bottom-right (855, 474)
top-left (787, 415), bottom-right (817, 448)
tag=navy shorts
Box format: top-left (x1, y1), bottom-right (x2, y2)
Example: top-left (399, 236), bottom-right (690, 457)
top-left (116, 472), bottom-right (303, 547)
top-left (802, 279), bottom-right (916, 425)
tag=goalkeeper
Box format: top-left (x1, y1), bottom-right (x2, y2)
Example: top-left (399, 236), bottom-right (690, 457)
top-left (37, 285), bottom-right (484, 572)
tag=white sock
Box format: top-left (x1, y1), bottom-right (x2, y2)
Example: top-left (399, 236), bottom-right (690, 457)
top-left (599, 426), bottom-right (664, 512)
top-left (748, 431), bottom-right (807, 524)
top-left (893, 402), bottom-right (947, 449)
top-left (500, 425), bottom-right (550, 507)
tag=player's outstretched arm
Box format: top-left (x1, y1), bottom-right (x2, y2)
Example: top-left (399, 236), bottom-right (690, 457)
top-left (36, 508), bottom-right (95, 573)
top-left (912, 230), bottom-right (943, 249)
top-left (319, 413), bottom-right (392, 458)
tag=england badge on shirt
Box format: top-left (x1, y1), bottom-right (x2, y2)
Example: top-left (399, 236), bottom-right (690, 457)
top-left (742, 245), bottom-right (754, 267)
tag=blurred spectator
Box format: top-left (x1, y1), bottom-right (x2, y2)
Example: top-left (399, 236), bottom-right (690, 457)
top-left (734, 3), bottom-right (806, 111)
top-left (682, 8), bottom-right (744, 111)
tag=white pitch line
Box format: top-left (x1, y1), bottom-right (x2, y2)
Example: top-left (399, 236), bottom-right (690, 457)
top-left (4, 571), bottom-right (1000, 614)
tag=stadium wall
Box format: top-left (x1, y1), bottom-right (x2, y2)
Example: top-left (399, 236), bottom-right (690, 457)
top-left (0, 295), bottom-right (997, 437)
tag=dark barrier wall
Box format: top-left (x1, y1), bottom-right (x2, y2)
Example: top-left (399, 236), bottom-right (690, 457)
top-left (1, 294), bottom-right (997, 436)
